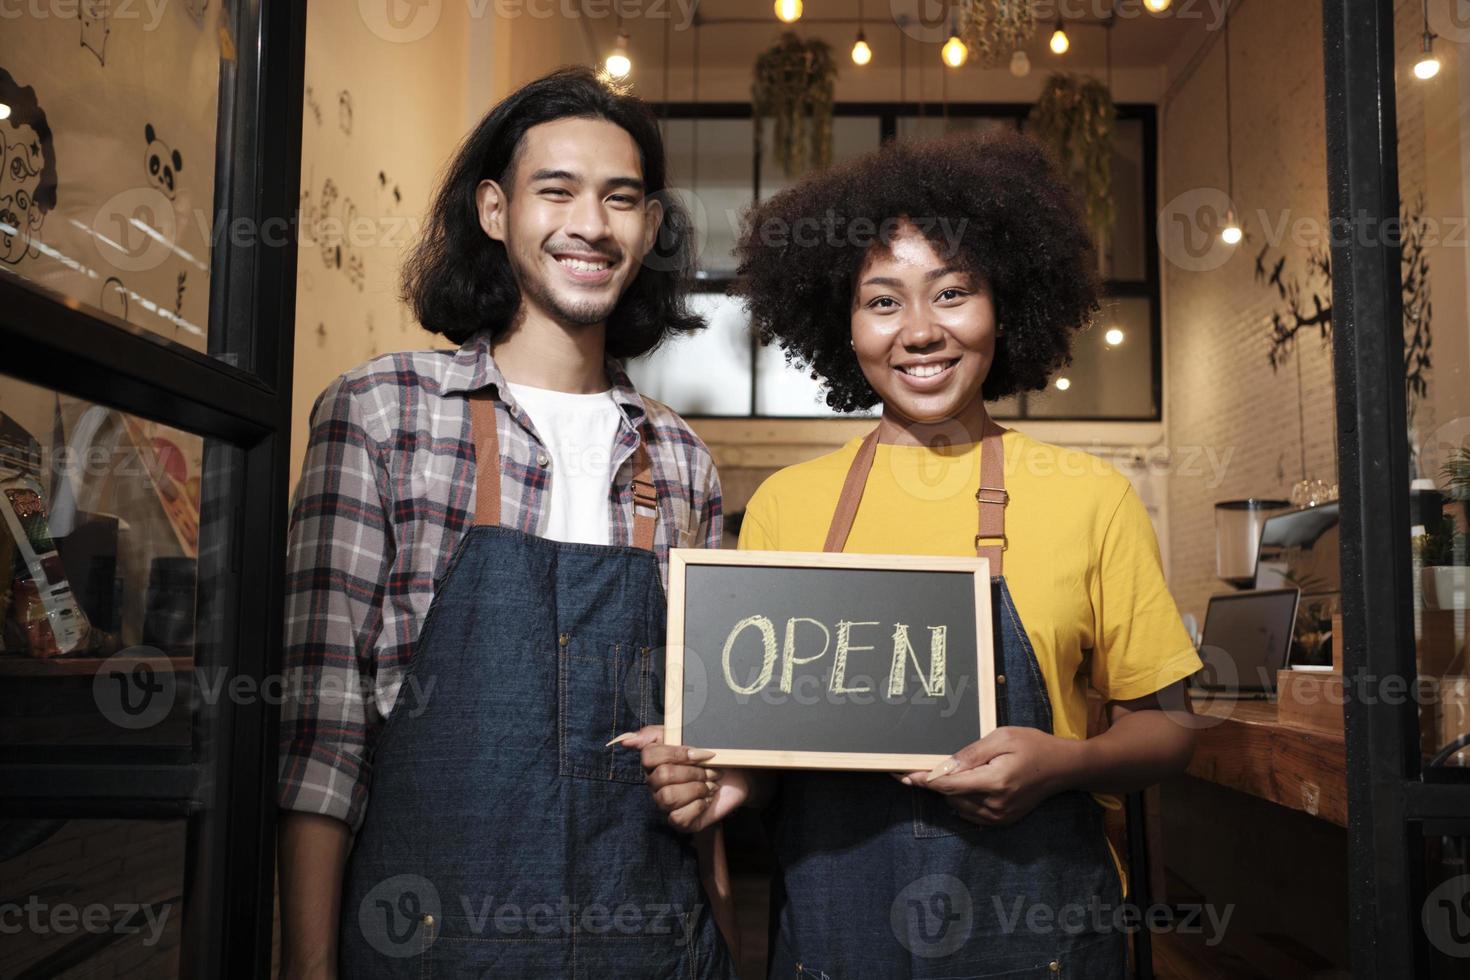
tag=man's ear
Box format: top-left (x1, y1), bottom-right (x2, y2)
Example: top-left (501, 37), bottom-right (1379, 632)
top-left (476, 179), bottom-right (508, 243)
top-left (641, 194), bottom-right (664, 256)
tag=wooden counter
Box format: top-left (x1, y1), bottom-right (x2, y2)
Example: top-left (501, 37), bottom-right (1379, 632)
top-left (1186, 697), bottom-right (1348, 826)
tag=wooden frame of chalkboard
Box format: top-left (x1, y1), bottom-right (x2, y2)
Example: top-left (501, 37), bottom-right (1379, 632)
top-left (664, 549), bottom-right (997, 770)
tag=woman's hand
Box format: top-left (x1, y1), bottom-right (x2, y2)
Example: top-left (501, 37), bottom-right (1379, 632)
top-left (614, 726), bottom-right (751, 832)
top-left (902, 726), bottom-right (1086, 826)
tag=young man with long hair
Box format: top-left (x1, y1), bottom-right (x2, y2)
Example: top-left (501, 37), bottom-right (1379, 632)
top-left (277, 67), bottom-right (734, 979)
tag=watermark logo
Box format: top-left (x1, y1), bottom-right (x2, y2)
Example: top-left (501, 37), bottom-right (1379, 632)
top-left (890, 873), bottom-right (974, 958)
top-left (1423, 875), bottom-right (1470, 958)
top-left (92, 186), bottom-right (177, 273)
top-left (94, 647), bottom-right (178, 730)
top-left (0, 897), bottom-right (172, 946)
top-left (1430, 0), bottom-right (1470, 44)
top-left (358, 874), bottom-right (442, 958)
top-left (359, 0), bottom-right (442, 42)
top-left (1157, 186), bottom-right (1238, 272)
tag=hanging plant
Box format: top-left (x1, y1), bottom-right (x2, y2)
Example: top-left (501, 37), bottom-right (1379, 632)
top-left (752, 32), bottom-right (837, 179)
top-left (1028, 73), bottom-right (1116, 251)
top-left (958, 0), bottom-right (1038, 69)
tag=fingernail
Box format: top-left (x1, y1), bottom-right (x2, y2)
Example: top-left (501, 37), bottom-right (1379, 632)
top-left (606, 732), bottom-right (638, 747)
top-left (687, 749), bottom-right (716, 762)
top-left (705, 781), bottom-right (718, 795)
top-left (704, 768), bottom-right (720, 780)
top-left (900, 776), bottom-right (913, 786)
top-left (926, 758), bottom-right (958, 780)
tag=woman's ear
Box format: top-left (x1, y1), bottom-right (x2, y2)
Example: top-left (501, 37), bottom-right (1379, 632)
top-left (476, 179), bottom-right (508, 242)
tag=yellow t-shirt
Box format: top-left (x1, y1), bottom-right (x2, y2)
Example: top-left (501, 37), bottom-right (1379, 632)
top-left (737, 429), bottom-right (1202, 760)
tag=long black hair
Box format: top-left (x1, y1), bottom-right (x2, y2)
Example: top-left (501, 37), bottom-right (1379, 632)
top-left (402, 66), bottom-right (702, 358)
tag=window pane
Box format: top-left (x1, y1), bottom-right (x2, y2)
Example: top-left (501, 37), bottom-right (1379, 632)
top-left (1024, 295), bottom-right (1156, 419)
top-left (755, 339), bottom-right (876, 419)
top-left (894, 115), bottom-right (1017, 142)
top-left (1, 7), bottom-right (223, 356)
top-left (0, 818), bottom-right (184, 977)
top-left (624, 292), bottom-right (754, 416)
top-left (1106, 117), bottom-right (1148, 282)
top-left (661, 118), bottom-right (753, 278)
top-left (0, 374), bottom-right (240, 752)
top-left (758, 115), bottom-right (882, 200)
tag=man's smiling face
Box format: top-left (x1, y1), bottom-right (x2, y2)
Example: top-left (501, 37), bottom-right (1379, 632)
top-left (488, 116), bottom-right (662, 329)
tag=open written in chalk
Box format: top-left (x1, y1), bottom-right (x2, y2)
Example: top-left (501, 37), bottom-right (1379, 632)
top-left (664, 549), bottom-right (997, 771)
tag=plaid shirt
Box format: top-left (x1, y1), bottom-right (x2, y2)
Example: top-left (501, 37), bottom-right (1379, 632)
top-left (277, 330), bottom-right (722, 830)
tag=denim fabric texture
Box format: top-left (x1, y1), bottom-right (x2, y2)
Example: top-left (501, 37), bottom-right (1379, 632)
top-left (339, 524), bottom-right (735, 978)
top-left (765, 579), bottom-right (1128, 980)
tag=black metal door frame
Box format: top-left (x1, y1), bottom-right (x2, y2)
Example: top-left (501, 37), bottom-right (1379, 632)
top-left (0, 0), bottom-right (305, 976)
top-left (1324, 0), bottom-right (1470, 974)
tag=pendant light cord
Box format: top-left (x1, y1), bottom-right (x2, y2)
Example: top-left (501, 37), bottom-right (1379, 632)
top-left (1224, 1), bottom-right (1234, 201)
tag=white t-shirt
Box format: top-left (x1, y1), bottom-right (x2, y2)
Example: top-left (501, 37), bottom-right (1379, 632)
top-left (504, 381), bottom-right (623, 546)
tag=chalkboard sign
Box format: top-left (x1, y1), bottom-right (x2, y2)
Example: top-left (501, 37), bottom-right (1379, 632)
top-left (664, 549), bottom-right (997, 770)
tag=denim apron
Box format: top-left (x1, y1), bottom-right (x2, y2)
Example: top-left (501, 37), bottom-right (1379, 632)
top-left (340, 390), bottom-right (735, 979)
top-left (766, 422), bottom-right (1127, 980)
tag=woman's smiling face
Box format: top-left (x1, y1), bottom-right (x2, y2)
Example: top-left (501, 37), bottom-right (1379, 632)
top-left (850, 221), bottom-right (997, 429)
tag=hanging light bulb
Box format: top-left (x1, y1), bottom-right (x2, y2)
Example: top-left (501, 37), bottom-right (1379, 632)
top-left (1055, 377), bottom-right (1072, 391)
top-left (851, 30), bottom-right (873, 66)
top-left (1009, 49), bottom-right (1031, 77)
top-left (1104, 327), bottom-right (1125, 346)
top-left (1220, 207), bottom-right (1243, 245)
top-left (0, 102), bottom-right (10, 121)
top-left (1143, 0), bottom-right (1171, 11)
top-left (1049, 18), bottom-right (1069, 55)
top-left (942, 17), bottom-right (968, 68)
top-left (605, 30), bottom-right (632, 78)
top-left (1414, 18), bottom-right (1440, 80)
top-left (774, 0), bottom-right (802, 24)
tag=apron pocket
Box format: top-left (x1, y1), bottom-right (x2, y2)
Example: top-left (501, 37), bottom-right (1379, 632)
top-left (421, 911), bottom-right (697, 980)
top-left (911, 787), bottom-right (983, 840)
top-left (559, 633), bottom-right (653, 783)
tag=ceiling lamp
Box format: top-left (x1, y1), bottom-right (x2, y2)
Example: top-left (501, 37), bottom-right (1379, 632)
top-left (1219, 5), bottom-right (1242, 246)
top-left (1049, 17), bottom-right (1069, 54)
top-left (774, 0), bottom-right (802, 24)
top-left (1104, 327), bottom-right (1125, 346)
top-left (1009, 49), bottom-right (1031, 77)
top-left (1143, 0), bottom-right (1171, 11)
top-left (942, 17), bottom-right (969, 68)
top-left (1414, 0), bottom-right (1440, 79)
top-left (852, 0), bottom-right (872, 65)
top-left (604, 30), bottom-right (631, 78)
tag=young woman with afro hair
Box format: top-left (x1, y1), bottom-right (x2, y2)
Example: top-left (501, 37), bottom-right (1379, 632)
top-left (635, 130), bottom-right (1204, 978)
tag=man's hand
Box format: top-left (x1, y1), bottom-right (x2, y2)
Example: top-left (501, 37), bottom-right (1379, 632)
top-left (614, 726), bottom-right (750, 832)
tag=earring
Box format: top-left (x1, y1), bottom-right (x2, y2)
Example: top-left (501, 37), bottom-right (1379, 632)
top-left (849, 338), bottom-right (855, 348)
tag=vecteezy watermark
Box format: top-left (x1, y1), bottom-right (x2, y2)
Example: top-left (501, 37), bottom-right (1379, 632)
top-left (891, 873), bottom-right (975, 959)
top-left (357, 0), bottom-right (696, 44)
top-left (0, 897), bottom-right (173, 946)
top-left (93, 648), bottom-right (438, 730)
top-left (356, 874), bottom-right (697, 958)
top-left (992, 896), bottom-right (1234, 947)
top-left (890, 0), bottom-right (1229, 45)
top-left (1423, 874), bottom-right (1470, 959)
top-left (0, 0), bottom-right (168, 31)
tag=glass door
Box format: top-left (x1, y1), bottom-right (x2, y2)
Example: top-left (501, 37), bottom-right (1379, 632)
top-left (1323, 0), bottom-right (1470, 975)
top-left (0, 1), bottom-right (305, 976)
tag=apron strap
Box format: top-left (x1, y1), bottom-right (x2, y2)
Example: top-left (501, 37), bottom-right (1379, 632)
top-left (468, 388), bottom-right (659, 551)
top-left (822, 427), bottom-right (882, 554)
top-left (470, 391), bottom-right (503, 529)
top-left (823, 417), bottom-right (1009, 575)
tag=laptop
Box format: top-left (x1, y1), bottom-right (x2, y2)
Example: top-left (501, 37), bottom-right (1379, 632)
top-left (1190, 588), bottom-right (1301, 697)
